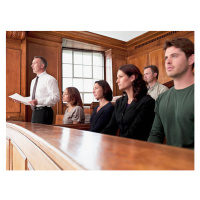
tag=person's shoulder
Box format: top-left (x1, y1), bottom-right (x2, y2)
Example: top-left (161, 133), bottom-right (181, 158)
top-left (115, 95), bottom-right (125, 103)
top-left (158, 82), bottom-right (168, 90)
top-left (75, 105), bottom-right (84, 111)
top-left (105, 102), bottom-right (114, 111)
top-left (157, 87), bottom-right (173, 101)
top-left (44, 72), bottom-right (57, 81)
top-left (107, 102), bottom-right (114, 108)
top-left (140, 94), bottom-right (154, 103)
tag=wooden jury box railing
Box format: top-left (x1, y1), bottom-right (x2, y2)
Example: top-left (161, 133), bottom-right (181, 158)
top-left (6, 121), bottom-right (194, 170)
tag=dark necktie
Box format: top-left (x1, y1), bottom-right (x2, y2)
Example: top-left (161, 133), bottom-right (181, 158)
top-left (31, 76), bottom-right (39, 110)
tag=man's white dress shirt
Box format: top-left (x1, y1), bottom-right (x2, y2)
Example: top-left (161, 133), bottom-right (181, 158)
top-left (28, 71), bottom-right (60, 107)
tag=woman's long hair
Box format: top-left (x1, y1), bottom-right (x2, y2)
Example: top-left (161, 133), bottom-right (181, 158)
top-left (119, 64), bottom-right (147, 102)
top-left (66, 87), bottom-right (83, 108)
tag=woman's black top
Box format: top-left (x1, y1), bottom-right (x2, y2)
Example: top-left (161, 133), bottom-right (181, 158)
top-left (90, 102), bottom-right (114, 133)
top-left (101, 95), bottom-right (155, 141)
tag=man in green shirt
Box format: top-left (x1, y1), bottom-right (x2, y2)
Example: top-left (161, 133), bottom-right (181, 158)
top-left (148, 37), bottom-right (194, 149)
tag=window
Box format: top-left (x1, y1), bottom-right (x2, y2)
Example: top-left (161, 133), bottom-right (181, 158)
top-left (62, 49), bottom-right (104, 104)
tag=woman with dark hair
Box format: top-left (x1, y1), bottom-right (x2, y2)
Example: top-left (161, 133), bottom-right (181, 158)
top-left (90, 80), bottom-right (114, 133)
top-left (62, 87), bottom-right (85, 124)
top-left (102, 64), bottom-right (155, 141)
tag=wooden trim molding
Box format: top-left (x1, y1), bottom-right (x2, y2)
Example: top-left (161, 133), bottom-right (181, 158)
top-left (6, 31), bottom-right (26, 40)
top-left (134, 31), bottom-right (178, 49)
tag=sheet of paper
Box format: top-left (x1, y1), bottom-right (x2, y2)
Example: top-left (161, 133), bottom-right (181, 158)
top-left (9, 93), bottom-right (31, 105)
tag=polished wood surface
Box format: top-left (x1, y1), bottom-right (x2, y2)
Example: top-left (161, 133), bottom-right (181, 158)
top-left (55, 123), bottom-right (91, 131)
top-left (6, 121), bottom-right (194, 170)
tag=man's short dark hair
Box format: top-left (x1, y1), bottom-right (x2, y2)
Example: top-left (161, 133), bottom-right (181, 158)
top-left (163, 37), bottom-right (194, 69)
top-left (144, 65), bottom-right (159, 79)
top-left (34, 56), bottom-right (48, 69)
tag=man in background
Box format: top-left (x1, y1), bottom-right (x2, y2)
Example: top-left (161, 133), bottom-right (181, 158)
top-left (144, 65), bottom-right (168, 100)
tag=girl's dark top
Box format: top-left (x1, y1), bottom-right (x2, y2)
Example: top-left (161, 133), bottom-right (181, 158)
top-left (101, 95), bottom-right (155, 141)
top-left (90, 102), bottom-right (114, 133)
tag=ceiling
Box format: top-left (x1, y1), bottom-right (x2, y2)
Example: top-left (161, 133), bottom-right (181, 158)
top-left (90, 31), bottom-right (147, 42)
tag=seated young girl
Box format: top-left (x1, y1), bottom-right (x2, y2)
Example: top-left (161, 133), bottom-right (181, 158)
top-left (90, 80), bottom-right (114, 133)
top-left (62, 87), bottom-right (85, 124)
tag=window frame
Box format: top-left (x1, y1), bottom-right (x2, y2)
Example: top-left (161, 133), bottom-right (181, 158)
top-left (62, 47), bottom-right (106, 106)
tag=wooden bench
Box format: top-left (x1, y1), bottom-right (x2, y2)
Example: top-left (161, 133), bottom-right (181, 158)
top-left (55, 123), bottom-right (90, 130)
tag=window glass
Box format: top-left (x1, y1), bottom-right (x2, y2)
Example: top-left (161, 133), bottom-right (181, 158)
top-left (84, 93), bottom-right (94, 104)
top-left (62, 78), bottom-right (72, 92)
top-left (62, 64), bottom-right (72, 77)
top-left (83, 52), bottom-right (92, 65)
top-left (74, 64), bottom-right (83, 77)
top-left (74, 51), bottom-right (82, 64)
top-left (93, 66), bottom-right (103, 79)
top-left (73, 78), bottom-right (83, 92)
top-left (84, 79), bottom-right (93, 92)
top-left (62, 50), bottom-right (72, 63)
top-left (62, 49), bottom-right (104, 104)
top-left (93, 52), bottom-right (103, 66)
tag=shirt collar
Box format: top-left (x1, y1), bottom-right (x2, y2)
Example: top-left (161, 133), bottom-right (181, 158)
top-left (37, 70), bottom-right (47, 78)
top-left (148, 81), bottom-right (159, 91)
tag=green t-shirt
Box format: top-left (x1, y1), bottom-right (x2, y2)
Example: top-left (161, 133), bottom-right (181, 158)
top-left (148, 84), bottom-right (194, 149)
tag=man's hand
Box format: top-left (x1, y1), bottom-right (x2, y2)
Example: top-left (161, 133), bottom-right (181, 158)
top-left (13, 99), bottom-right (21, 103)
top-left (28, 99), bottom-right (38, 106)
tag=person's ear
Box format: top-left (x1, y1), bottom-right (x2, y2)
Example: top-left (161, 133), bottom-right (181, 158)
top-left (188, 54), bottom-right (194, 67)
top-left (131, 75), bottom-right (135, 82)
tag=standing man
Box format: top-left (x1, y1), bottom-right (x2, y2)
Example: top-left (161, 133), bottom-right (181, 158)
top-left (28, 56), bottom-right (60, 124)
top-left (148, 38), bottom-right (194, 149)
top-left (144, 65), bottom-right (168, 100)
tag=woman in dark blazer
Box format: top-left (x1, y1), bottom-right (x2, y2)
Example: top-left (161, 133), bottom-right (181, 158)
top-left (90, 80), bottom-right (114, 133)
top-left (102, 64), bottom-right (155, 141)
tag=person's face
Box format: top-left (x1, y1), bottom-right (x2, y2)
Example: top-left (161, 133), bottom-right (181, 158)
top-left (144, 68), bottom-right (157, 83)
top-left (116, 70), bottom-right (135, 91)
top-left (62, 89), bottom-right (71, 103)
top-left (31, 58), bottom-right (45, 75)
top-left (164, 46), bottom-right (194, 78)
top-left (93, 83), bottom-right (104, 100)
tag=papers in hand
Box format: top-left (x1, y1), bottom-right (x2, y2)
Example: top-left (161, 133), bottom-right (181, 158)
top-left (9, 93), bottom-right (31, 106)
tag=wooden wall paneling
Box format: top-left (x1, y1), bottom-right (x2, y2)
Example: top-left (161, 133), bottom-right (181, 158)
top-left (149, 48), bottom-right (172, 84)
top-left (9, 140), bottom-right (13, 170)
top-left (6, 37), bottom-right (27, 121)
top-left (6, 138), bottom-right (10, 170)
top-left (20, 38), bottom-right (27, 121)
top-left (27, 31), bottom-right (127, 52)
top-left (105, 49), bottom-right (113, 92)
top-left (6, 48), bottom-right (21, 114)
top-left (7, 126), bottom-right (61, 170)
top-left (112, 51), bottom-right (127, 96)
top-left (12, 141), bottom-right (28, 170)
top-left (127, 31), bottom-right (194, 59)
top-left (26, 37), bottom-right (62, 123)
top-left (127, 53), bottom-right (148, 74)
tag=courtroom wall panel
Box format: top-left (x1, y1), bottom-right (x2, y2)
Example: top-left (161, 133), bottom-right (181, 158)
top-left (127, 53), bottom-right (148, 73)
top-left (149, 48), bottom-right (172, 84)
top-left (6, 37), bottom-right (26, 121)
